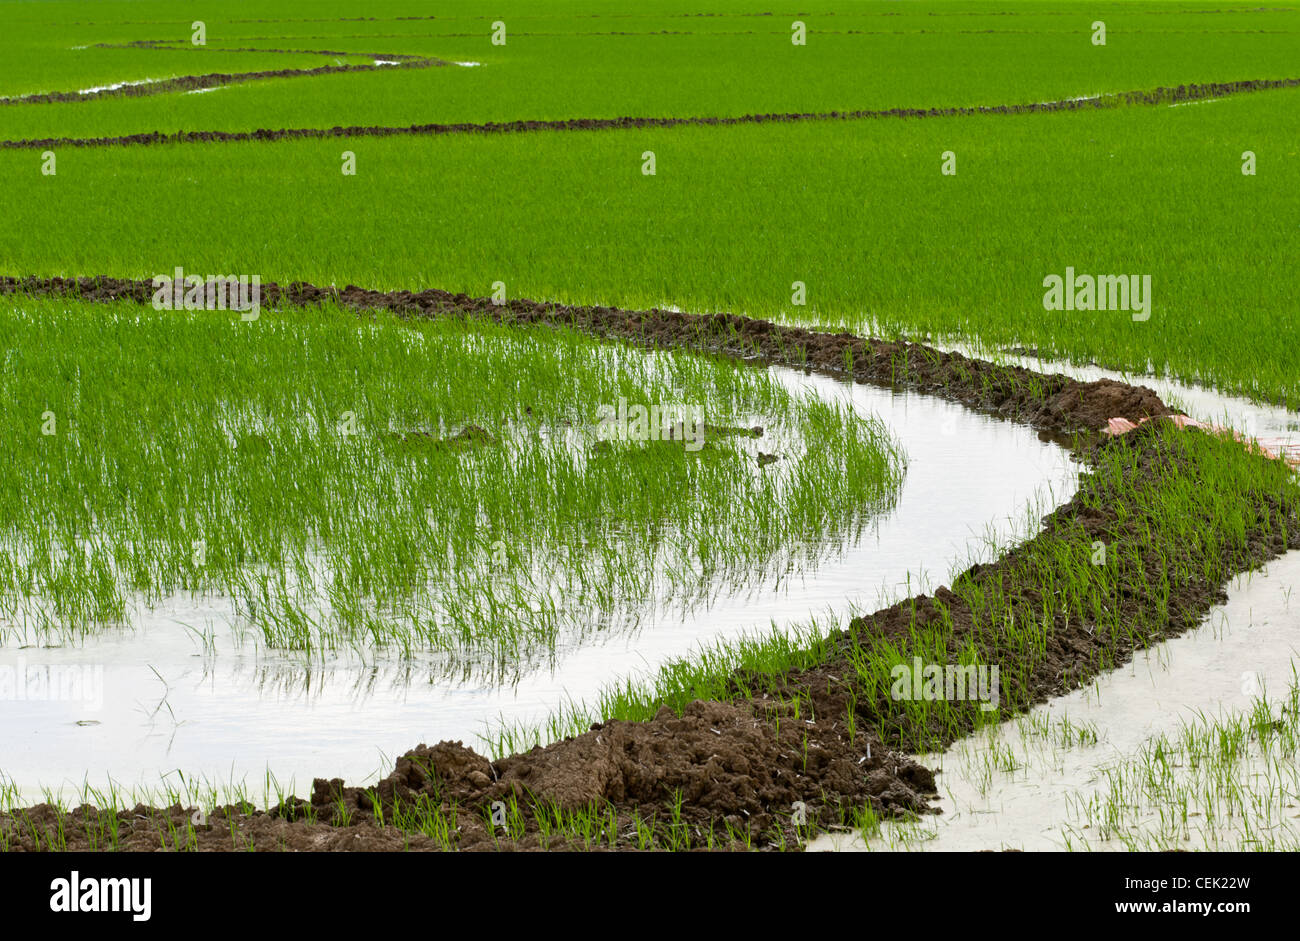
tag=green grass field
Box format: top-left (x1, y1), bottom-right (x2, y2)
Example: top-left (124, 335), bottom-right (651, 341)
top-left (4, 2), bottom-right (1299, 130)
top-left (2, 1), bottom-right (1296, 406)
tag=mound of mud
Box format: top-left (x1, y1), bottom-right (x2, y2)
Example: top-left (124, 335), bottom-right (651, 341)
top-left (0, 699), bottom-right (937, 852)
top-left (364, 698), bottom-right (934, 849)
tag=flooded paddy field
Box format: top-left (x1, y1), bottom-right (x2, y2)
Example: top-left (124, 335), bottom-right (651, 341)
top-left (0, 355), bottom-right (1078, 804)
top-left (0, 1), bottom-right (1296, 879)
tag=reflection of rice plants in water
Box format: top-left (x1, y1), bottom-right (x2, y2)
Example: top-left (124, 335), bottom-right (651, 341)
top-left (0, 299), bottom-right (904, 670)
top-left (1062, 673), bottom-right (1300, 852)
top-left (858, 667), bottom-right (1300, 853)
top-left (488, 419), bottom-right (1300, 764)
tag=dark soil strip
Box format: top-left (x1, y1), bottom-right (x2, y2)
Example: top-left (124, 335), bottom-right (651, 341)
top-left (0, 57), bottom-right (441, 107)
top-left (1, 275), bottom-right (1295, 852)
top-left (3, 77), bottom-right (1295, 150)
top-left (0, 275), bottom-right (1177, 436)
top-left (94, 40), bottom-right (430, 60)
top-left (70, 8), bottom-right (1294, 26)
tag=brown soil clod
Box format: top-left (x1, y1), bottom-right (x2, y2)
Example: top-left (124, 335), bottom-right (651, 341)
top-left (705, 423), bottom-right (764, 438)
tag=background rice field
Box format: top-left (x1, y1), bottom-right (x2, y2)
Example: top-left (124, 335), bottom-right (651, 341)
top-left (1, 1), bottom-right (1296, 407)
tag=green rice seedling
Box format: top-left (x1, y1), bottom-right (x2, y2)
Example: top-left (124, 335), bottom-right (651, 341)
top-left (392, 793), bottom-right (458, 852)
top-left (664, 788), bottom-right (688, 852)
top-left (633, 810), bottom-right (656, 852)
top-left (1056, 671), bottom-right (1300, 850)
top-left (854, 803), bottom-right (882, 843)
top-left (0, 297), bottom-right (903, 674)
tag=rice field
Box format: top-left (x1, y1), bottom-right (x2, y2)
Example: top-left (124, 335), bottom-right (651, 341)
top-left (1, 296), bottom-right (903, 672)
top-left (0, 0), bottom-right (1297, 883)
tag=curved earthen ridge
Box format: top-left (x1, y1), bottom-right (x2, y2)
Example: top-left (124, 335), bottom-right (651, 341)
top-left (2, 77), bottom-right (1295, 149)
top-left (0, 55), bottom-right (442, 107)
top-left (94, 40), bottom-right (431, 60)
top-left (0, 273), bottom-right (1177, 436)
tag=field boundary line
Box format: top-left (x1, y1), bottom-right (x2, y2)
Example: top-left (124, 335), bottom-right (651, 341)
top-left (0, 56), bottom-right (442, 108)
top-left (3, 76), bottom-right (1295, 150)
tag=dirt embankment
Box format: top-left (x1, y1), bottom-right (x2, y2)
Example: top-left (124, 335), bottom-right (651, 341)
top-left (0, 56), bottom-right (441, 107)
top-left (0, 274), bottom-right (1293, 852)
top-left (8, 699), bottom-right (938, 851)
top-left (96, 41), bottom-right (430, 60)
top-left (3, 77), bottom-right (1295, 149)
top-left (1, 274), bottom-right (1173, 436)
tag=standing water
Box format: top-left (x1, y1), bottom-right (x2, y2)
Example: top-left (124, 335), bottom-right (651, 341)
top-left (0, 366), bottom-right (1080, 804)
